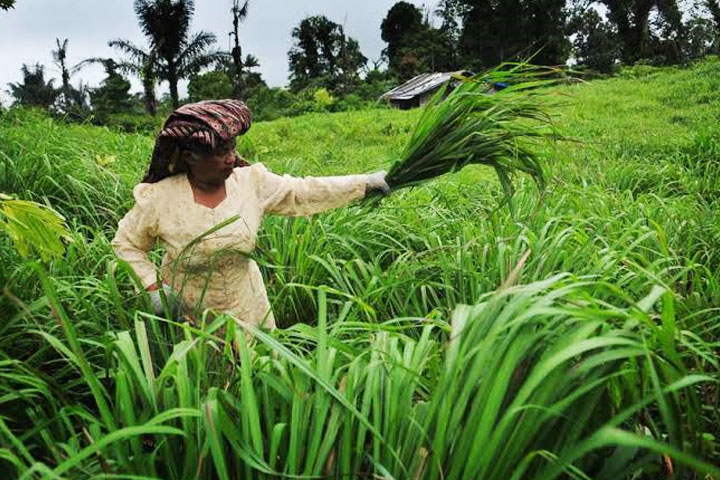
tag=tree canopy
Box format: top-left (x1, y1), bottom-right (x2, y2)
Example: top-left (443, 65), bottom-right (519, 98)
top-left (708, 0), bottom-right (720, 52)
top-left (108, 39), bottom-right (158, 116)
top-left (597, 0), bottom-right (684, 64)
top-left (87, 60), bottom-right (134, 121)
top-left (8, 64), bottom-right (58, 109)
top-left (288, 15), bottom-right (367, 93)
top-left (447, 0), bottom-right (570, 69)
top-left (381, 1), bottom-right (457, 80)
top-left (132, 0), bottom-right (227, 107)
top-left (381, 1), bottom-right (423, 67)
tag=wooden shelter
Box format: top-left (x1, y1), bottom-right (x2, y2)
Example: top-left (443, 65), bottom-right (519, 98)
top-left (380, 70), bottom-right (473, 109)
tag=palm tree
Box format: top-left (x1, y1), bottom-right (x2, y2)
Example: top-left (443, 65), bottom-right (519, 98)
top-left (230, 0), bottom-right (250, 96)
top-left (133, 0), bottom-right (228, 107)
top-left (50, 38), bottom-right (89, 113)
top-left (108, 39), bottom-right (158, 116)
top-left (52, 39), bottom-right (72, 111)
top-left (243, 53), bottom-right (259, 70)
top-left (7, 64), bottom-right (58, 108)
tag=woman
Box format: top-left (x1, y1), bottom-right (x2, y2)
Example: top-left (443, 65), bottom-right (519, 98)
top-left (112, 99), bottom-right (388, 329)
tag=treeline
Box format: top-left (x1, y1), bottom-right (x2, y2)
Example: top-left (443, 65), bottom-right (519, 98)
top-left (3, 0), bottom-right (720, 131)
top-left (383, 0), bottom-right (719, 77)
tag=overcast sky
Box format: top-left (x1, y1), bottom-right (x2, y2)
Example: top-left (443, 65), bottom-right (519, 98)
top-left (0, 0), bottom-right (440, 105)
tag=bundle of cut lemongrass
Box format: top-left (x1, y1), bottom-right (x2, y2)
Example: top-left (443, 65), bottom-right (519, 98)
top-left (372, 62), bottom-right (565, 206)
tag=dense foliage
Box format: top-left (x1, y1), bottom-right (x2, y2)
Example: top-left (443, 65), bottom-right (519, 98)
top-left (7, 64), bottom-right (58, 110)
top-left (288, 15), bottom-right (367, 94)
top-left (380, 1), bottom-right (457, 80)
top-left (1, 58), bottom-right (720, 479)
top-left (452, 0), bottom-right (570, 68)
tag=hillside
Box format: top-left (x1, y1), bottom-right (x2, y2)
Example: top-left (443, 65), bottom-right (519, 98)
top-left (1, 59), bottom-right (719, 479)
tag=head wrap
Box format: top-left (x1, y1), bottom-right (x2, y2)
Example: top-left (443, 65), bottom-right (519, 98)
top-left (143, 99), bottom-right (252, 183)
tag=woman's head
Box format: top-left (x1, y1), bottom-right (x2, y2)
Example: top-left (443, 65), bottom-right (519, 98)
top-left (182, 136), bottom-right (238, 185)
top-left (142, 100), bottom-right (252, 184)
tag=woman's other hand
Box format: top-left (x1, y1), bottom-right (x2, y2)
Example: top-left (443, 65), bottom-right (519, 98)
top-left (365, 171), bottom-right (390, 196)
top-left (148, 284), bottom-right (182, 317)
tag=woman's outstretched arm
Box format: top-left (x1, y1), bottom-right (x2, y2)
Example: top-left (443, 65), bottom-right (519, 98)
top-left (251, 163), bottom-right (387, 217)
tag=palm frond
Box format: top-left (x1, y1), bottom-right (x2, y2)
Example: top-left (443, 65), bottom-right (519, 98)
top-left (134, 0), bottom-right (194, 57)
top-left (108, 38), bottom-right (150, 62)
top-left (176, 31), bottom-right (219, 66)
top-left (236, 0), bottom-right (249, 20)
top-left (0, 194), bottom-right (71, 261)
top-left (52, 38), bottom-right (68, 63)
top-left (71, 57), bottom-right (110, 75)
top-left (176, 31), bottom-right (229, 77)
top-left (244, 54), bottom-right (260, 69)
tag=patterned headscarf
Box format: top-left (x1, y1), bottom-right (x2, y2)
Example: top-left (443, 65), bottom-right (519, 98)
top-left (143, 99), bottom-right (252, 183)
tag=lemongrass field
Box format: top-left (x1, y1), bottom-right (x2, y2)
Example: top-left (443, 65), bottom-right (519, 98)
top-left (1, 59), bottom-right (719, 479)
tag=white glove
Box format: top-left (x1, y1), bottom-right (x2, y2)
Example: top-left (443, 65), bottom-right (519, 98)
top-left (365, 171), bottom-right (390, 196)
top-left (148, 284), bottom-right (182, 317)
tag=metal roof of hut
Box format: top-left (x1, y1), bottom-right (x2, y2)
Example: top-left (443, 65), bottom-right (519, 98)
top-left (380, 70), bottom-right (473, 109)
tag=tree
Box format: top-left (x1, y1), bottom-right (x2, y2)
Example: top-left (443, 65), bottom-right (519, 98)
top-left (222, 0), bottom-right (264, 102)
top-left (435, 0), bottom-right (462, 43)
top-left (133, 0), bottom-right (227, 107)
top-left (7, 64), bottom-right (58, 109)
top-left (209, 53), bottom-right (265, 100)
top-left (455, 0), bottom-right (496, 69)
top-left (187, 70), bottom-right (234, 102)
top-left (239, 54), bottom-right (265, 94)
top-left (381, 2), bottom-right (424, 71)
top-left (108, 39), bottom-right (158, 115)
top-left (524, 0), bottom-right (571, 65)
top-left (0, 0), bottom-right (15, 11)
top-left (288, 15), bottom-right (366, 93)
top-left (51, 38), bottom-right (88, 114)
top-left (86, 59), bottom-right (134, 121)
top-left (708, 0), bottom-right (720, 52)
top-left (597, 0), bottom-right (685, 64)
top-left (229, 0), bottom-right (250, 97)
top-left (52, 39), bottom-right (72, 111)
top-left (455, 0), bottom-right (571, 69)
top-left (397, 27), bottom-right (458, 79)
top-left (243, 54), bottom-right (259, 70)
top-left (381, 2), bottom-right (458, 80)
top-left (571, 8), bottom-right (622, 73)
top-left (683, 12), bottom-right (715, 60)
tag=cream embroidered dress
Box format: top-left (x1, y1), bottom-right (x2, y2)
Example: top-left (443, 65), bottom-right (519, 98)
top-left (112, 163), bottom-right (367, 328)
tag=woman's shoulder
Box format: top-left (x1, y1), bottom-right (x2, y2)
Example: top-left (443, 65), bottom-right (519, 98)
top-left (132, 175), bottom-right (184, 203)
top-left (233, 162), bottom-right (267, 173)
top-left (231, 162), bottom-right (270, 182)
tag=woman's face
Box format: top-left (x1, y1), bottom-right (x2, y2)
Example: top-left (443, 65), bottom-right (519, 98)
top-left (185, 138), bottom-right (237, 185)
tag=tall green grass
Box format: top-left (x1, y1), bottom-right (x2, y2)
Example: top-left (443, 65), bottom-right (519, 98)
top-left (1, 57), bottom-right (720, 478)
top-left (2, 274), bottom-right (718, 479)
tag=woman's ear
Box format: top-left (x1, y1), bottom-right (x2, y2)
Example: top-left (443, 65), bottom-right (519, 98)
top-left (180, 150), bottom-right (196, 166)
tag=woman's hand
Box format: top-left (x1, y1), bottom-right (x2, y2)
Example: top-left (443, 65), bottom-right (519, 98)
top-left (148, 284), bottom-right (182, 317)
top-left (365, 171), bottom-right (390, 196)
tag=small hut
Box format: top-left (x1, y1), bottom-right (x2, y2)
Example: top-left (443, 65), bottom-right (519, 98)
top-left (380, 70), bottom-right (473, 110)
